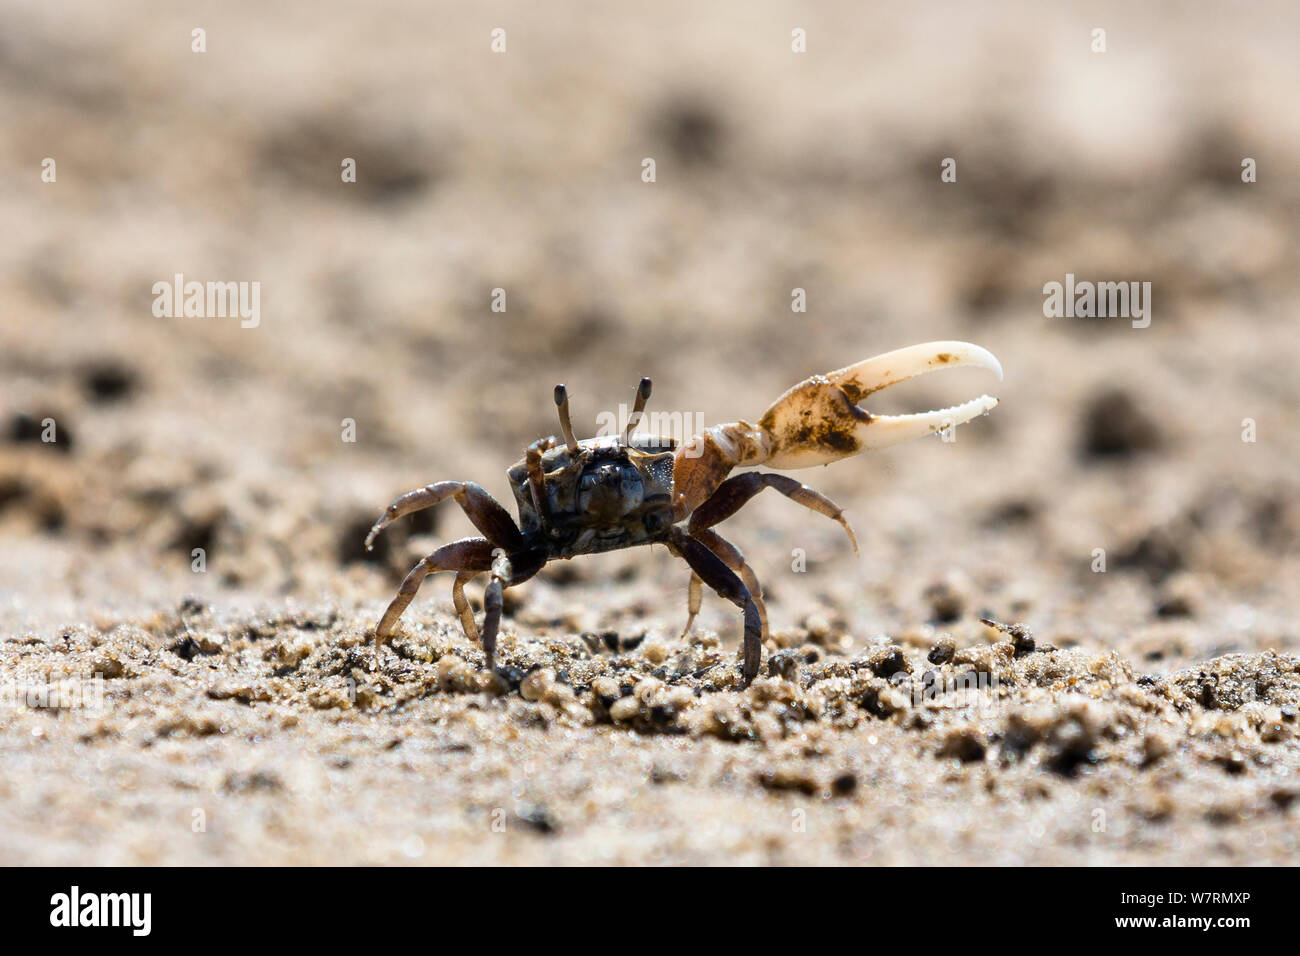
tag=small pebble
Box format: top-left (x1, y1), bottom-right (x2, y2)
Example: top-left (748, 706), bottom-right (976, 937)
top-left (633, 677), bottom-right (663, 702)
top-left (520, 669), bottom-right (554, 702)
top-left (937, 726), bottom-right (987, 763)
top-left (641, 641), bottom-right (668, 665)
top-left (923, 577), bottom-right (967, 623)
top-left (767, 651), bottom-right (799, 681)
top-left (591, 676), bottom-right (620, 702)
top-left (609, 697), bottom-right (640, 723)
top-left (866, 646), bottom-right (909, 679)
top-left (831, 773), bottom-right (858, 795)
top-left (927, 635), bottom-right (956, 665)
top-left (980, 618), bottom-right (1035, 656)
top-left (803, 615), bottom-right (831, 643)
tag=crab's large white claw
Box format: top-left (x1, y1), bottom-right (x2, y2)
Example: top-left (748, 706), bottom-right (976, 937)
top-left (758, 341), bottom-right (1002, 470)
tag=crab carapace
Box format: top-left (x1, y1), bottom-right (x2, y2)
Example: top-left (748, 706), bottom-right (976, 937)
top-left (365, 340), bottom-right (1003, 684)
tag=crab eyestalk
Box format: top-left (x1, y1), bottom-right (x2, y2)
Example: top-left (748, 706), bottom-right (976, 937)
top-left (554, 384), bottom-right (579, 454)
top-left (623, 376), bottom-right (653, 443)
top-left (758, 341), bottom-right (1003, 470)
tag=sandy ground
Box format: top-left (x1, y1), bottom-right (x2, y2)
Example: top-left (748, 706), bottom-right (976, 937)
top-left (2, 1), bottom-right (1299, 865)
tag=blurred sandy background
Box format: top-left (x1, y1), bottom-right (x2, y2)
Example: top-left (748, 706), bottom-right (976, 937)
top-left (1, 1), bottom-right (1298, 865)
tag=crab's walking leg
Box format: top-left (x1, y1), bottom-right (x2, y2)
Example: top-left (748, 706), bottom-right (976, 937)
top-left (681, 530), bottom-right (770, 642)
top-left (668, 527), bottom-right (762, 684)
top-left (375, 537), bottom-right (495, 658)
top-left (682, 573), bottom-right (703, 639)
top-left (452, 570), bottom-right (482, 641)
top-left (479, 550), bottom-right (514, 672)
top-left (691, 528), bottom-right (770, 639)
top-left (688, 472), bottom-right (859, 554)
top-left (365, 481), bottom-right (524, 553)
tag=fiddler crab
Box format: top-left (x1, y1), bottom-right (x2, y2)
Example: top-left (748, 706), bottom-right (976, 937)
top-left (366, 340), bottom-right (1002, 685)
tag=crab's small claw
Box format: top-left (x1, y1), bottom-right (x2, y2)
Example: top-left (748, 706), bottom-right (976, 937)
top-left (757, 341), bottom-right (1003, 470)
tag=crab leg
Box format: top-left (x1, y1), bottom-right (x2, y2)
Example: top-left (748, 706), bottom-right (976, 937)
top-left (480, 550), bottom-right (513, 671)
top-left (452, 570), bottom-right (481, 641)
top-left (668, 527), bottom-right (763, 683)
top-left (365, 480), bottom-right (525, 553)
top-left (374, 537), bottom-right (496, 657)
top-left (682, 573), bottom-right (703, 638)
top-left (688, 472), bottom-right (858, 554)
top-left (682, 528), bottom-right (770, 642)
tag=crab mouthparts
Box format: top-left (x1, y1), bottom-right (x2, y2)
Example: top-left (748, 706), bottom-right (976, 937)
top-left (837, 341), bottom-right (1003, 450)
